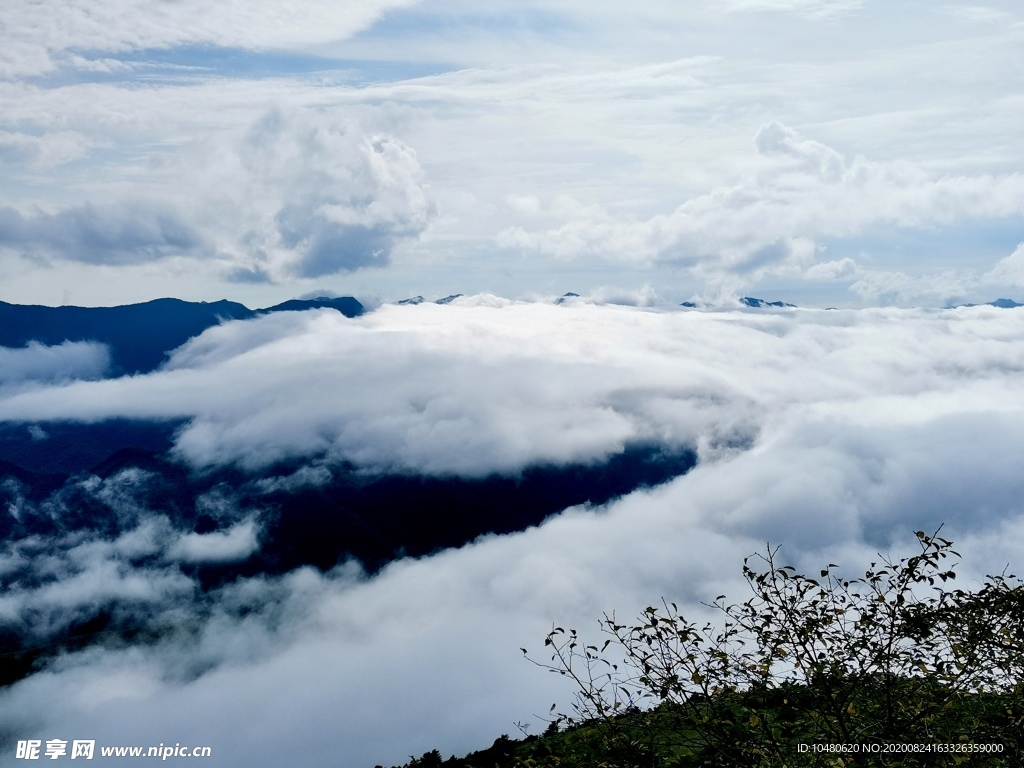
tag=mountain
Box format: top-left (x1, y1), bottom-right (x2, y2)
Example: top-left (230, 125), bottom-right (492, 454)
top-left (951, 298), bottom-right (1023, 309)
top-left (0, 296), bottom-right (364, 375)
top-left (260, 296), bottom-right (364, 317)
top-left (0, 442), bottom-right (696, 577)
top-left (395, 295), bottom-right (464, 305)
top-left (739, 297), bottom-right (796, 308)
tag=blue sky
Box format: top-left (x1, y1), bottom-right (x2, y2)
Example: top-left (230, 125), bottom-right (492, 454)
top-left (1, 0), bottom-right (1023, 307)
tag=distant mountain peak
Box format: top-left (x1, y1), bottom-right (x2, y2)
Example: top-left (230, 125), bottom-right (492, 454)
top-left (0, 296), bottom-right (363, 376)
top-left (950, 298), bottom-right (1023, 309)
top-left (435, 294), bottom-right (463, 305)
top-left (739, 296), bottom-right (796, 308)
top-left (257, 297), bottom-right (364, 317)
top-left (397, 296), bottom-right (425, 305)
top-left (556, 292), bottom-right (580, 305)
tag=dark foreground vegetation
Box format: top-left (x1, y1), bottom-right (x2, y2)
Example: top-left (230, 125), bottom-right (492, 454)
top-left (384, 530), bottom-right (1023, 767)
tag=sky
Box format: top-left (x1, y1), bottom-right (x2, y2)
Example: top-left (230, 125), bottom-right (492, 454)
top-left (1, 0), bottom-right (1023, 308)
top-left (2, 3), bottom-right (1024, 767)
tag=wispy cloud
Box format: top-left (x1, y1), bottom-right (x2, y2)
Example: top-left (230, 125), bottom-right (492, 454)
top-left (0, 340), bottom-right (110, 387)
top-left (0, 0), bottom-right (420, 79)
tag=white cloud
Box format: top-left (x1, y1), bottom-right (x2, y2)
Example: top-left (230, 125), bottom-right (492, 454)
top-left (720, 0), bottom-right (864, 21)
top-left (0, 304), bottom-right (731, 474)
top-left (167, 520), bottom-right (260, 565)
top-left (0, 0), bottom-right (419, 79)
top-left (498, 122), bottom-right (1024, 288)
top-left (0, 341), bottom-right (110, 387)
top-left (5, 301), bottom-right (1024, 478)
top-left (0, 107), bottom-right (436, 280)
top-left (0, 130), bottom-right (95, 169)
top-left (848, 269), bottom-right (970, 306)
top-left (219, 107), bottom-right (437, 280)
top-left (804, 257), bottom-right (858, 281)
top-left (0, 514), bottom-right (192, 638)
top-left (0, 203), bottom-right (203, 265)
top-left (984, 242), bottom-right (1024, 287)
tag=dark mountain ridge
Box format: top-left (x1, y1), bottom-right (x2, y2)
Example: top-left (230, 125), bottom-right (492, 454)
top-left (0, 295), bottom-right (364, 375)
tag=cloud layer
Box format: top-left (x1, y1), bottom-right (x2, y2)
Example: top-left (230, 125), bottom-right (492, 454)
top-left (0, 0), bottom-right (418, 79)
top-left (2, 301), bottom-right (1024, 765)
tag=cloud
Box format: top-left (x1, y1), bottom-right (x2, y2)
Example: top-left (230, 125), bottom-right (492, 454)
top-left (0, 303), bottom-right (728, 475)
top-left (2, 4), bottom-right (1022, 305)
top-left (720, 0), bottom-right (864, 20)
top-left (803, 256), bottom-right (858, 281)
top-left (984, 242), bottom-right (1024, 287)
top-left (0, 341), bottom-right (110, 387)
top-left (497, 122), bottom-right (1024, 288)
top-left (0, 513), bottom-right (193, 640)
top-left (848, 269), bottom-right (971, 306)
top-left (0, 130), bottom-right (94, 169)
top-left (0, 107), bottom-right (435, 279)
top-left (0, 204), bottom-right (202, 265)
top-left (233, 108), bottom-right (436, 278)
top-left (167, 520), bottom-right (260, 565)
top-left (1, 302), bottom-right (1024, 764)
top-left (842, 240), bottom-right (1024, 306)
top-left (0, 0), bottom-right (419, 79)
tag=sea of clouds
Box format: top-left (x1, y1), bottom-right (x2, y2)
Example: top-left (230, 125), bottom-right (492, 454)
top-left (2, 298), bottom-right (1024, 766)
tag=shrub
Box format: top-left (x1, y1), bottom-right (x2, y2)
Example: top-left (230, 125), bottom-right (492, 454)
top-left (526, 529), bottom-right (1024, 766)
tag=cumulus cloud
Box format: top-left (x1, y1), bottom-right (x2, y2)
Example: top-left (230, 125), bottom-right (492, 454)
top-left (803, 256), bottom-right (858, 281)
top-left (0, 107), bottom-right (435, 279)
top-left (226, 108), bottom-right (436, 279)
top-left (1, 302), bottom-right (1024, 764)
top-left (984, 242), bottom-right (1024, 287)
top-left (498, 122), bottom-right (1024, 288)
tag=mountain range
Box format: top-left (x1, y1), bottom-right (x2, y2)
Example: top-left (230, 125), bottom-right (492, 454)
top-left (0, 295), bottom-right (364, 375)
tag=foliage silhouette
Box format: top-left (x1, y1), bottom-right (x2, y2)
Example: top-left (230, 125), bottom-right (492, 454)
top-left (522, 529), bottom-right (1023, 767)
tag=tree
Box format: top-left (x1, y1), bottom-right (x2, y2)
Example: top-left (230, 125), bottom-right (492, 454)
top-left (526, 529), bottom-right (1023, 766)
